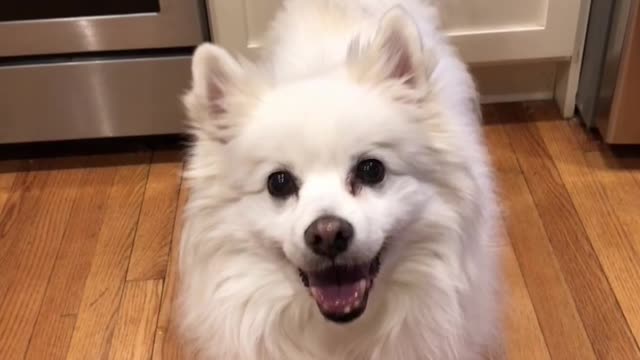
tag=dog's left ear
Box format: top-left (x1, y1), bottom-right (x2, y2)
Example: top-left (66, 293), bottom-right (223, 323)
top-left (348, 7), bottom-right (430, 90)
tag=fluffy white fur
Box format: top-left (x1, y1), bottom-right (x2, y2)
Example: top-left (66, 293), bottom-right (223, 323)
top-left (178, 0), bottom-right (501, 359)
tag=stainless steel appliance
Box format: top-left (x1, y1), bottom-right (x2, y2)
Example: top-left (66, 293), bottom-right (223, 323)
top-left (0, 0), bottom-right (209, 144)
top-left (576, 0), bottom-right (640, 144)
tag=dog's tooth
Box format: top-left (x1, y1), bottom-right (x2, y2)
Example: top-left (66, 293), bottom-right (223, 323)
top-left (344, 306), bottom-right (352, 314)
top-left (358, 279), bottom-right (367, 292)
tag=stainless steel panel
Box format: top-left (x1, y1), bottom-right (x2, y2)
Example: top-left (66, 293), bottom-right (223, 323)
top-left (597, 0), bottom-right (640, 143)
top-left (596, 0), bottom-right (638, 143)
top-left (575, 0), bottom-right (614, 127)
top-left (0, 0), bottom-right (207, 57)
top-left (0, 57), bottom-right (191, 144)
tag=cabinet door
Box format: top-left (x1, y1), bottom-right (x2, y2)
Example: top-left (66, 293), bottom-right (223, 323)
top-left (206, 0), bottom-right (582, 63)
top-left (206, 0), bottom-right (280, 60)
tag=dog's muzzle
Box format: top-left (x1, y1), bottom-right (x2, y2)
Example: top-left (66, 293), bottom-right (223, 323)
top-left (299, 252), bottom-right (381, 323)
top-left (298, 215), bottom-right (383, 323)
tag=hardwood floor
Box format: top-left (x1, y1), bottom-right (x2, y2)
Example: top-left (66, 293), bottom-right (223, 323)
top-left (1, 101), bottom-right (640, 359)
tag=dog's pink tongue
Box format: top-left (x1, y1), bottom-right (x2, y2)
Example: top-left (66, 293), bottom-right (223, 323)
top-left (310, 279), bottom-right (367, 314)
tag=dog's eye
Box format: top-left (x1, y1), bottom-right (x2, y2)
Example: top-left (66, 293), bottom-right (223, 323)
top-left (267, 171), bottom-right (298, 198)
top-left (355, 159), bottom-right (385, 185)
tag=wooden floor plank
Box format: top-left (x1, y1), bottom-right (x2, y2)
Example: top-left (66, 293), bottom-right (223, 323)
top-left (0, 164), bottom-right (17, 194)
top-left (483, 124), bottom-right (522, 174)
top-left (25, 156), bottom-right (119, 360)
top-left (533, 105), bottom-right (640, 356)
top-left (0, 158), bottom-right (87, 359)
top-left (0, 160), bottom-right (23, 214)
top-left (566, 118), bottom-right (602, 153)
top-left (605, 153), bottom-right (640, 197)
top-left (633, 166), bottom-right (640, 188)
top-left (497, 169), bottom-right (596, 360)
top-left (0, 160), bottom-right (28, 262)
top-left (127, 150), bottom-right (183, 281)
top-left (108, 280), bottom-right (163, 360)
top-left (0, 166), bottom-right (43, 290)
top-left (2, 102), bottom-right (640, 359)
top-left (152, 183), bottom-right (193, 360)
top-left (584, 149), bottom-right (640, 345)
top-left (505, 103), bottom-right (640, 358)
top-left (499, 226), bottom-right (551, 360)
top-left (584, 151), bottom-right (640, 248)
top-left (65, 152), bottom-right (151, 360)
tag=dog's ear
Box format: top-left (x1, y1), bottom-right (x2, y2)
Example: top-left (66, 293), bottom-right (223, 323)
top-left (348, 7), bottom-right (430, 90)
top-left (183, 43), bottom-right (258, 143)
top-left (186, 43), bottom-right (244, 118)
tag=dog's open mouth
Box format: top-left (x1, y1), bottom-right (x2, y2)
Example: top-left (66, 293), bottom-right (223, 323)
top-left (299, 253), bottom-right (381, 323)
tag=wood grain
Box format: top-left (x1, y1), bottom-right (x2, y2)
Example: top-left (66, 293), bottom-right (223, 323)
top-left (566, 118), bottom-right (601, 153)
top-left (584, 150), bottom-right (640, 345)
top-left (0, 160), bottom-right (27, 263)
top-left (0, 164), bottom-right (46, 294)
top-left (108, 280), bottom-right (163, 360)
top-left (631, 159), bottom-right (640, 188)
top-left (0, 160), bottom-right (23, 215)
top-left (0, 158), bottom-right (87, 359)
top-left (65, 152), bottom-right (151, 360)
top-left (152, 183), bottom-right (192, 360)
top-left (25, 157), bottom-right (119, 360)
top-left (538, 116), bottom-right (640, 350)
top-left (2, 102), bottom-right (640, 359)
top-left (584, 151), bottom-right (640, 250)
top-left (499, 227), bottom-right (551, 360)
top-left (483, 124), bottom-right (521, 174)
top-left (127, 150), bottom-right (183, 281)
top-left (505, 103), bottom-right (640, 358)
top-left (497, 168), bottom-right (596, 360)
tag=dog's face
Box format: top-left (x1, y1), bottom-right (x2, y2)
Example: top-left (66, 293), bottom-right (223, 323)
top-left (184, 9), bottom-right (440, 324)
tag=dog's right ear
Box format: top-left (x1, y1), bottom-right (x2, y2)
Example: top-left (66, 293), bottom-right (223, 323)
top-left (186, 43), bottom-right (244, 119)
top-left (183, 44), bottom-right (254, 143)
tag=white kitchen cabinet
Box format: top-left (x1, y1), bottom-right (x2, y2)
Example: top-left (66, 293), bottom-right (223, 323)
top-left (205, 0), bottom-right (590, 117)
top-left (206, 0), bottom-right (583, 64)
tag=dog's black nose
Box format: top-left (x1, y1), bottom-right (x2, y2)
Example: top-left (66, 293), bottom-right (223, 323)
top-left (304, 215), bottom-right (354, 258)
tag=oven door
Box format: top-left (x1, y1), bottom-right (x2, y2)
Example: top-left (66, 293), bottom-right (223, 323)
top-left (0, 0), bottom-right (207, 57)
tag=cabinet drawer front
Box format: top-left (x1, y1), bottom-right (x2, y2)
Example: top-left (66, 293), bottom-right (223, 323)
top-left (0, 0), bottom-right (207, 57)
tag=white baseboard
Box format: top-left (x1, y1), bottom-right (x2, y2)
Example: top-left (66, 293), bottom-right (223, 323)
top-left (480, 91), bottom-right (555, 104)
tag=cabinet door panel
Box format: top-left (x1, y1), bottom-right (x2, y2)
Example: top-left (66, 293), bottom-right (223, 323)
top-left (441, 0), bottom-right (548, 32)
top-left (207, 0), bottom-right (582, 63)
top-left (444, 0), bottom-right (582, 63)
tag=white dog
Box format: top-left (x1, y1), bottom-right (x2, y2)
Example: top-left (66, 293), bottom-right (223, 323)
top-left (178, 0), bottom-right (501, 359)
